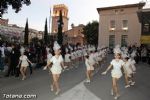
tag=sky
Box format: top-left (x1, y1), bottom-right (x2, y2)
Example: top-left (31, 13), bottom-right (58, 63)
top-left (3, 0), bottom-right (150, 31)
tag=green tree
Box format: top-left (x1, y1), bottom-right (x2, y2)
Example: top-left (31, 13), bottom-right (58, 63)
top-left (83, 21), bottom-right (99, 45)
top-left (31, 37), bottom-right (39, 44)
top-left (24, 18), bottom-right (29, 45)
top-left (57, 10), bottom-right (64, 45)
top-left (44, 18), bottom-right (48, 45)
top-left (0, 0), bottom-right (31, 18)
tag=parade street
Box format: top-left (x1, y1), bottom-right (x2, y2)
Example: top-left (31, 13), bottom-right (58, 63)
top-left (0, 55), bottom-right (150, 100)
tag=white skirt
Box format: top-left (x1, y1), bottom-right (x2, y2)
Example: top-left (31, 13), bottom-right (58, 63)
top-left (50, 66), bottom-right (62, 74)
top-left (86, 66), bottom-right (94, 71)
top-left (21, 61), bottom-right (29, 67)
top-left (65, 59), bottom-right (71, 63)
top-left (131, 65), bottom-right (136, 72)
top-left (111, 70), bottom-right (122, 79)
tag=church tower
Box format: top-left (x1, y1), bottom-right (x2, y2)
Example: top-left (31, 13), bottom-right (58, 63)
top-left (51, 4), bottom-right (69, 34)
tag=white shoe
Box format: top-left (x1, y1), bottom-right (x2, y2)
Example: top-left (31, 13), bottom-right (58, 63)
top-left (22, 76), bottom-right (26, 80)
top-left (129, 80), bottom-right (132, 83)
top-left (55, 90), bottom-right (61, 95)
top-left (125, 85), bottom-right (130, 88)
top-left (85, 80), bottom-right (90, 83)
top-left (114, 95), bottom-right (120, 100)
top-left (50, 85), bottom-right (54, 91)
top-left (114, 96), bottom-right (118, 100)
top-left (131, 82), bottom-right (135, 86)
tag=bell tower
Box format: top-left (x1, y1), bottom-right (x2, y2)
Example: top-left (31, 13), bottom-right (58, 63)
top-left (51, 4), bottom-right (69, 34)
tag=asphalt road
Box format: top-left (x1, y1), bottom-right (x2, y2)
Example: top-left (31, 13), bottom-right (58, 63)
top-left (0, 55), bottom-right (150, 100)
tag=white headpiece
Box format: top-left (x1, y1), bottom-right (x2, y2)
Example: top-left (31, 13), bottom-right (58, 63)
top-left (114, 45), bottom-right (121, 54)
top-left (53, 41), bottom-right (61, 51)
top-left (114, 48), bottom-right (121, 54)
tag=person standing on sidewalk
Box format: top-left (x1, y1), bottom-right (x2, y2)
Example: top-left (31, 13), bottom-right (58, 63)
top-left (102, 48), bottom-right (125, 100)
top-left (5, 44), bottom-right (20, 77)
top-left (43, 41), bottom-right (65, 95)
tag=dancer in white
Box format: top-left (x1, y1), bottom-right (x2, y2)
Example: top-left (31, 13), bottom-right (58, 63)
top-left (18, 52), bottom-right (32, 80)
top-left (64, 48), bottom-right (71, 70)
top-left (43, 41), bottom-right (64, 95)
top-left (123, 57), bottom-right (133, 88)
top-left (102, 52), bottom-right (125, 100)
top-left (128, 57), bottom-right (136, 85)
top-left (85, 54), bottom-right (94, 83)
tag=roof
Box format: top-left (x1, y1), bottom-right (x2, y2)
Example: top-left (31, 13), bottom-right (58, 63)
top-left (97, 2), bottom-right (146, 12)
top-left (137, 8), bottom-right (150, 23)
top-left (53, 4), bottom-right (68, 10)
top-left (138, 8), bottom-right (150, 12)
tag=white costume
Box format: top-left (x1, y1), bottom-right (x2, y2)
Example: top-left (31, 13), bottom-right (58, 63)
top-left (20, 55), bottom-right (29, 67)
top-left (50, 55), bottom-right (63, 74)
top-left (124, 61), bottom-right (133, 77)
top-left (110, 59), bottom-right (124, 78)
top-left (65, 53), bottom-right (71, 62)
top-left (20, 46), bottom-right (25, 55)
top-left (128, 58), bottom-right (136, 72)
top-left (50, 41), bottom-right (64, 74)
top-left (85, 58), bottom-right (94, 71)
top-left (89, 53), bottom-right (95, 66)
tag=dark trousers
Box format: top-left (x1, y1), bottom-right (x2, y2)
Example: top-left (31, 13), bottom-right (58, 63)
top-left (142, 57), bottom-right (147, 62)
top-left (148, 57), bottom-right (150, 65)
top-left (29, 63), bottom-right (33, 75)
top-left (6, 63), bottom-right (19, 77)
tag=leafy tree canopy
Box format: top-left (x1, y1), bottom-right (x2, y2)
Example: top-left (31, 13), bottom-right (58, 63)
top-left (0, 0), bottom-right (31, 18)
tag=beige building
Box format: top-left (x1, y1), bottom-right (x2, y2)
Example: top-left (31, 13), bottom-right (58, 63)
top-left (0, 23), bottom-right (42, 43)
top-left (51, 4), bottom-right (69, 34)
top-left (64, 24), bottom-right (85, 45)
top-left (97, 3), bottom-right (145, 48)
top-left (0, 18), bottom-right (8, 26)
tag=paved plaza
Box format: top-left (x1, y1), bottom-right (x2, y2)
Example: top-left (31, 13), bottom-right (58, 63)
top-left (0, 55), bottom-right (150, 100)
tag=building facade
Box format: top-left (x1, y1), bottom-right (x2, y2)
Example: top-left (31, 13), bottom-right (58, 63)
top-left (64, 24), bottom-right (85, 45)
top-left (97, 3), bottom-right (145, 48)
top-left (0, 19), bottom-right (8, 26)
top-left (0, 23), bottom-right (42, 43)
top-left (51, 4), bottom-right (69, 34)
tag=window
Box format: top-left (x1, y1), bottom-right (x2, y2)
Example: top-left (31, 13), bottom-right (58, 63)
top-left (121, 35), bottom-right (128, 47)
top-left (122, 20), bottom-right (128, 30)
top-left (109, 35), bottom-right (115, 48)
top-left (115, 9), bottom-right (118, 14)
top-left (110, 20), bottom-right (115, 31)
top-left (55, 11), bottom-right (57, 15)
top-left (120, 9), bottom-right (124, 12)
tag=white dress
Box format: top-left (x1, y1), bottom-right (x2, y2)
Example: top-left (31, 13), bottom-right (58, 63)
top-left (71, 52), bottom-right (75, 60)
top-left (50, 55), bottom-right (64, 74)
top-left (110, 59), bottom-right (124, 78)
top-left (47, 53), bottom-right (52, 63)
top-left (85, 58), bottom-right (94, 71)
top-left (65, 53), bottom-right (71, 62)
top-left (124, 61), bottom-right (133, 77)
top-left (89, 53), bottom-right (95, 66)
top-left (128, 59), bottom-right (136, 72)
top-left (20, 55), bottom-right (29, 67)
